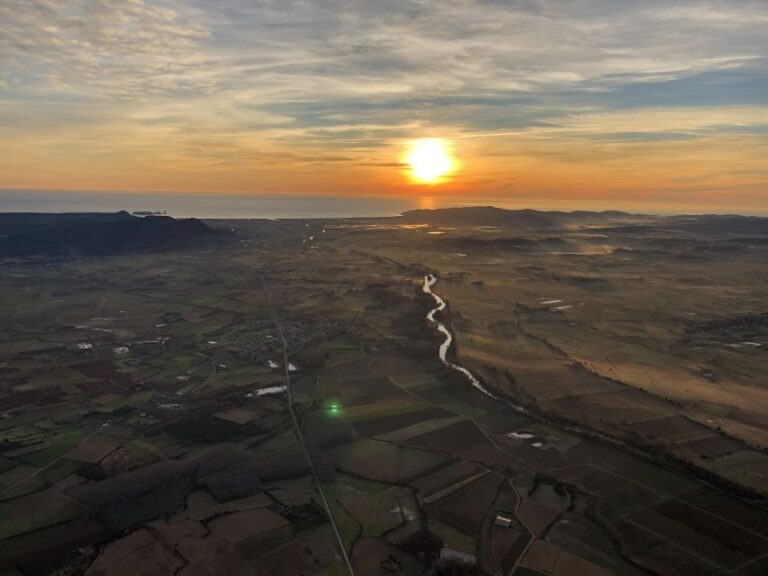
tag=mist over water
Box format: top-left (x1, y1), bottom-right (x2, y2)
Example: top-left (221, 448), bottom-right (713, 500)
top-left (0, 190), bottom-right (422, 219)
top-left (3, 190), bottom-right (764, 218)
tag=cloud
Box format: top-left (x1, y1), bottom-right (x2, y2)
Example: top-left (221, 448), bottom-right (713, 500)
top-left (0, 0), bottom-right (766, 204)
top-left (0, 0), bottom-right (211, 99)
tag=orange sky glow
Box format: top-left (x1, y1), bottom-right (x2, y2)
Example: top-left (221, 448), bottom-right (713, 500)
top-left (1, 1), bottom-right (766, 214)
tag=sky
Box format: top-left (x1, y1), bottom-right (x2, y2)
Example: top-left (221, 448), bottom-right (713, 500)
top-left (1, 0), bottom-right (767, 213)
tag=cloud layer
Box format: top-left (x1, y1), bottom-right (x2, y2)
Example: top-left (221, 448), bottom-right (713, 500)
top-left (1, 0), bottom-right (766, 210)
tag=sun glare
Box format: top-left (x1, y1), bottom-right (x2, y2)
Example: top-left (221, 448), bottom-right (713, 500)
top-left (406, 138), bottom-right (454, 184)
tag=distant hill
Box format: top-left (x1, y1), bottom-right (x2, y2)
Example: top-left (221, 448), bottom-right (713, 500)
top-left (546, 209), bottom-right (636, 222)
top-left (441, 236), bottom-right (570, 252)
top-left (593, 215), bottom-right (768, 236)
top-left (401, 206), bottom-right (635, 228)
top-left (401, 207), bottom-right (768, 235)
top-left (665, 215), bottom-right (768, 235)
top-left (0, 211), bottom-right (233, 256)
top-left (401, 207), bottom-right (560, 228)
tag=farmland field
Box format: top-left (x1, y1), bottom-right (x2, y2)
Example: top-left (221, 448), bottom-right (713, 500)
top-left (1, 210), bottom-right (767, 575)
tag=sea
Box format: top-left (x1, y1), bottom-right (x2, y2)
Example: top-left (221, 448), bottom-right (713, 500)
top-left (0, 189), bottom-right (432, 218)
top-left (0, 189), bottom-right (452, 219)
top-left (1, 189), bottom-right (763, 218)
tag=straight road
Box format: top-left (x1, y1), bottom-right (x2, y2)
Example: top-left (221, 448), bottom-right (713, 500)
top-left (261, 276), bottom-right (356, 576)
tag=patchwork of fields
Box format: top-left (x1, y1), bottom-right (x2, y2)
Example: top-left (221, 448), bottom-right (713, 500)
top-left (1, 213), bottom-right (767, 575)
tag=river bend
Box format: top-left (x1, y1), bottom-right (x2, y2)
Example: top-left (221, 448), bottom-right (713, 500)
top-left (422, 274), bottom-right (496, 398)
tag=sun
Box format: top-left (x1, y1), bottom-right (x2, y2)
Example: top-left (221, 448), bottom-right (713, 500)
top-left (406, 138), bottom-right (454, 184)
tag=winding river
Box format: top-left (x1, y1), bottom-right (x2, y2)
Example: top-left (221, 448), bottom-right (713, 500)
top-left (423, 274), bottom-right (496, 398)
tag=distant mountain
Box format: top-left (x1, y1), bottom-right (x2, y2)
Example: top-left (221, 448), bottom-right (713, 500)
top-left (0, 211), bottom-right (233, 256)
top-left (546, 209), bottom-right (636, 222)
top-left (593, 215), bottom-right (768, 236)
top-left (400, 206), bottom-right (636, 228)
top-left (440, 235), bottom-right (572, 252)
top-left (589, 224), bottom-right (662, 234)
top-left (401, 207), bottom-right (768, 236)
top-left (401, 206), bottom-right (561, 228)
top-left (665, 215), bottom-right (768, 235)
